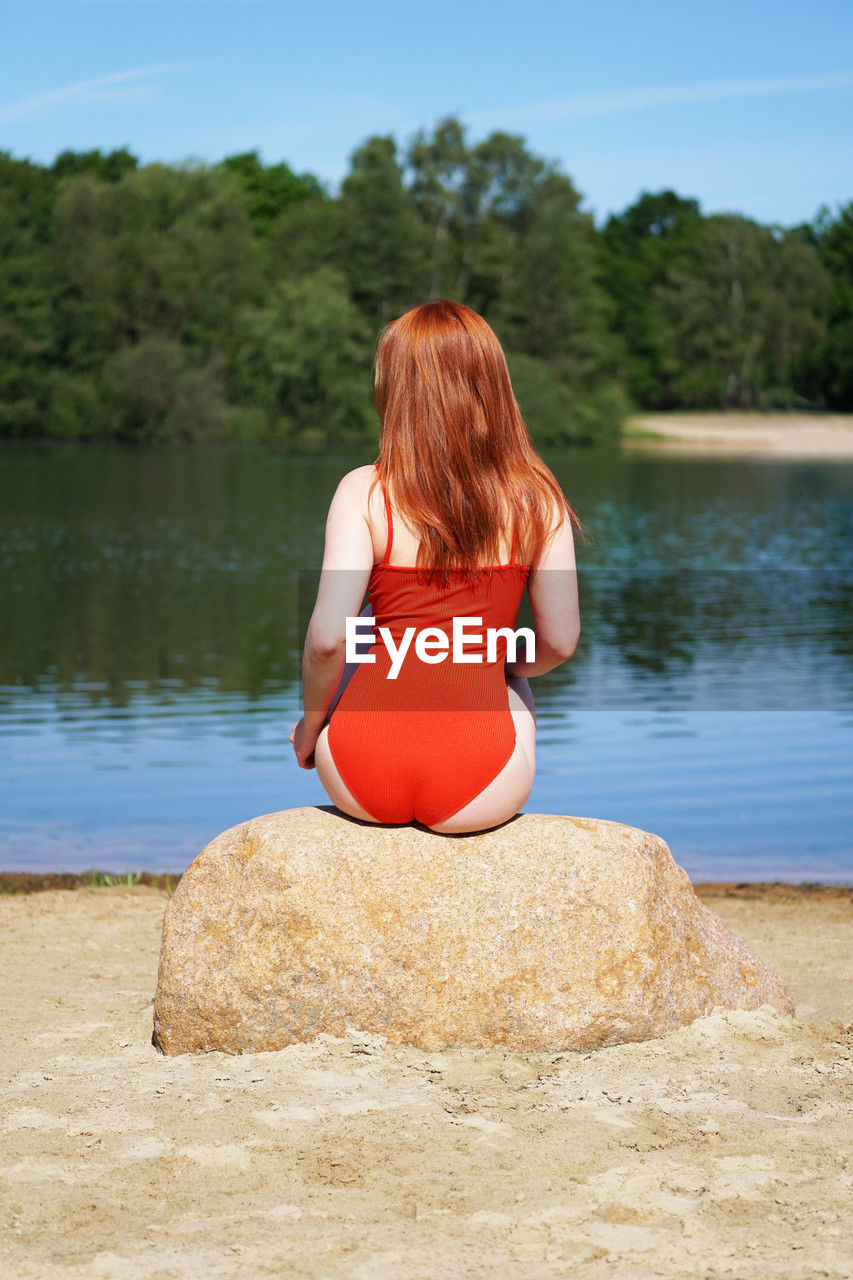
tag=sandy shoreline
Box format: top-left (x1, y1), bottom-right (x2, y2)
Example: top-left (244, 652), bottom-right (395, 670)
top-left (1, 885), bottom-right (850, 1278)
top-left (623, 411), bottom-right (853, 459)
top-left (2, 872), bottom-right (850, 897)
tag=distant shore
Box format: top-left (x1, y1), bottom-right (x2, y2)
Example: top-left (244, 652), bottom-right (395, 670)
top-left (622, 411), bottom-right (853, 458)
top-left (0, 871), bottom-right (850, 897)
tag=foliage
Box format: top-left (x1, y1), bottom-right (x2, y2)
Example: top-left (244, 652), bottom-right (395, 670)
top-left (599, 190), bottom-right (702, 405)
top-left (0, 152), bottom-right (57, 435)
top-left (216, 150), bottom-right (325, 236)
top-left (653, 215), bottom-right (829, 408)
top-left (0, 128), bottom-right (848, 448)
top-left (802, 202), bottom-right (853, 408)
top-left (227, 267), bottom-right (375, 447)
top-left (339, 135), bottom-right (430, 326)
top-left (600, 192), bottom-right (832, 410)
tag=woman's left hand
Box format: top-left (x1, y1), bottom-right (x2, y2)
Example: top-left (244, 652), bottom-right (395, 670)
top-left (289, 719), bottom-right (319, 769)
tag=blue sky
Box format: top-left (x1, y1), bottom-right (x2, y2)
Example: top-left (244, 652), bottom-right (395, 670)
top-left (1, 0), bottom-right (851, 226)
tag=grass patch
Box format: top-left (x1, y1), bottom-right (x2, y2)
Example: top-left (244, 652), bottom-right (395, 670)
top-left (0, 870), bottom-right (182, 895)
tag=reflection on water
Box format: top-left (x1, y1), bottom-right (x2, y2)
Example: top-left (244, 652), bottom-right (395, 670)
top-left (1, 444), bottom-right (851, 881)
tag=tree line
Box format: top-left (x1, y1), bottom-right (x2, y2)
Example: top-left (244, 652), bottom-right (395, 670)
top-left (1, 117), bottom-right (850, 449)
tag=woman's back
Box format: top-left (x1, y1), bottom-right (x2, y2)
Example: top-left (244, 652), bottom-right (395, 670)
top-left (295, 298), bottom-right (583, 834)
top-left (326, 473), bottom-right (531, 824)
top-left (366, 478), bottom-right (520, 571)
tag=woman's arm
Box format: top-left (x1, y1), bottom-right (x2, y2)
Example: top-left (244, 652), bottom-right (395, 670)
top-left (506, 510), bottom-right (580, 679)
top-left (290, 468), bottom-right (374, 768)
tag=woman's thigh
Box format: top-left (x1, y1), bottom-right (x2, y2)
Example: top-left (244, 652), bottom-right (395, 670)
top-left (427, 677), bottom-right (536, 835)
top-left (314, 724), bottom-right (378, 822)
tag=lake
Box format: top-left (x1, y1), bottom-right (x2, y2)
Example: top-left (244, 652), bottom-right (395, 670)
top-left (1, 443), bottom-right (851, 883)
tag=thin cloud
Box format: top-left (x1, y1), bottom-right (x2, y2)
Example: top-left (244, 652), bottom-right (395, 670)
top-left (465, 71), bottom-right (853, 131)
top-left (0, 62), bottom-right (197, 126)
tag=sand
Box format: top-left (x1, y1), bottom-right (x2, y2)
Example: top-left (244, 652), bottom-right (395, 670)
top-left (1, 885), bottom-right (850, 1279)
top-left (623, 412), bottom-right (853, 459)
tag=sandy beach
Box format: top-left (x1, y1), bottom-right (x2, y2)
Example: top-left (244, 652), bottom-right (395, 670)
top-left (1, 883), bottom-right (850, 1278)
top-left (622, 412), bottom-right (853, 459)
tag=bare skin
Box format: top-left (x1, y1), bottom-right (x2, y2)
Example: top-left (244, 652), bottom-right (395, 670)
top-left (312, 675), bottom-right (537, 834)
top-left (290, 465), bottom-right (579, 833)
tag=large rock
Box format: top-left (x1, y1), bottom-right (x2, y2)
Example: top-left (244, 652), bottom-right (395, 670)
top-left (153, 807), bottom-right (794, 1055)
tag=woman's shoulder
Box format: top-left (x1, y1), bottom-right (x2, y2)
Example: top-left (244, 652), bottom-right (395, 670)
top-left (327, 466), bottom-right (387, 544)
top-left (328, 464), bottom-right (378, 511)
top-left (335, 463), bottom-right (376, 490)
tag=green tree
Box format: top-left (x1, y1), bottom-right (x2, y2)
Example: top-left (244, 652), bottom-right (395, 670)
top-left (227, 267), bottom-right (375, 447)
top-left (599, 190), bottom-right (702, 405)
top-left (497, 171), bottom-right (627, 442)
top-left (51, 147), bottom-right (138, 183)
top-left (805, 202), bottom-right (853, 408)
top-left (653, 215), bottom-right (828, 407)
top-left (339, 136), bottom-right (429, 325)
top-left (407, 121), bottom-right (552, 310)
top-left (0, 153), bottom-right (58, 434)
top-left (406, 116), bottom-right (468, 297)
top-left (266, 198), bottom-right (344, 280)
top-left (50, 162), bottom-right (260, 368)
top-left (403, 120), bottom-right (626, 440)
top-left (498, 172), bottom-right (607, 363)
top-left (2, 136), bottom-right (843, 447)
top-left (217, 150), bottom-right (325, 236)
top-left (456, 131), bottom-right (549, 313)
top-left (100, 336), bottom-right (229, 443)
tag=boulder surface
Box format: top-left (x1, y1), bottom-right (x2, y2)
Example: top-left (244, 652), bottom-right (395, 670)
top-left (153, 807), bottom-right (794, 1055)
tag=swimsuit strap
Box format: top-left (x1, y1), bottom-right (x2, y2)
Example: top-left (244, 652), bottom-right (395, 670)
top-left (375, 465), bottom-right (520, 568)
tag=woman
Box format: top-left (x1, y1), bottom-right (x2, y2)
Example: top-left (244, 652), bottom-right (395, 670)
top-left (290, 299), bottom-right (586, 833)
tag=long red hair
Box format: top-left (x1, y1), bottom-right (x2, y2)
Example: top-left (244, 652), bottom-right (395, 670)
top-left (370, 299), bottom-right (589, 579)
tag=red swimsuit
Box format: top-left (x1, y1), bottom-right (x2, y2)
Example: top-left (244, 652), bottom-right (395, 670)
top-left (326, 480), bottom-right (530, 826)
